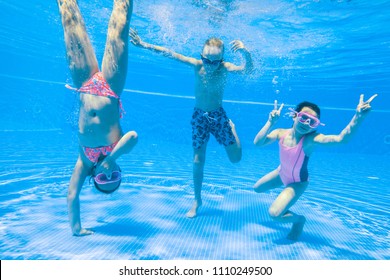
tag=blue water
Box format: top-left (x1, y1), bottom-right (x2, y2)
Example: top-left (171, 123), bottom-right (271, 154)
top-left (0, 0), bottom-right (389, 260)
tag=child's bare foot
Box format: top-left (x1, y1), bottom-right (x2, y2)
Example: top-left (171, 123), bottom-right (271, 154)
top-left (73, 228), bottom-right (94, 237)
top-left (186, 200), bottom-right (202, 218)
top-left (287, 216), bottom-right (306, 240)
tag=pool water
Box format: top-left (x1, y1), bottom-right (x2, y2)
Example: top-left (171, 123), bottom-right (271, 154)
top-left (0, 0), bottom-right (390, 260)
top-left (0, 127), bottom-right (389, 260)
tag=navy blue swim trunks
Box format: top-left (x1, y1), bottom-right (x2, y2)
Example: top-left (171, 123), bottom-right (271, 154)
top-left (191, 107), bottom-right (236, 149)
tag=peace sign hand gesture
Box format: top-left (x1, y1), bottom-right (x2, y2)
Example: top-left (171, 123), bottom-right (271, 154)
top-left (356, 94), bottom-right (377, 117)
top-left (268, 100), bottom-right (284, 125)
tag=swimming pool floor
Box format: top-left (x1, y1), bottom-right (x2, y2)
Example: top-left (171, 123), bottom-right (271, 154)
top-left (0, 133), bottom-right (389, 260)
top-left (1, 183), bottom-right (387, 260)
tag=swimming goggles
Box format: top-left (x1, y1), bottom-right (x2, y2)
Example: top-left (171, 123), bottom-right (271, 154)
top-left (94, 170), bottom-right (122, 185)
top-left (289, 108), bottom-right (325, 128)
top-left (200, 54), bottom-right (223, 66)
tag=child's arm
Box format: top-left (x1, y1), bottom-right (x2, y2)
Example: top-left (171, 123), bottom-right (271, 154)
top-left (313, 94), bottom-right (377, 145)
top-left (130, 28), bottom-right (200, 66)
top-left (224, 40), bottom-right (254, 74)
top-left (97, 131), bottom-right (138, 179)
top-left (254, 100), bottom-right (284, 146)
top-left (68, 156), bottom-right (93, 236)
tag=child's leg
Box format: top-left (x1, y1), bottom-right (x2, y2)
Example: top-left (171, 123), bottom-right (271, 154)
top-left (108, 131), bottom-right (138, 162)
top-left (268, 182), bottom-right (308, 240)
top-left (253, 168), bottom-right (283, 193)
top-left (224, 119), bottom-right (242, 163)
top-left (57, 0), bottom-right (99, 88)
top-left (186, 144), bottom-right (207, 218)
top-left (101, 0), bottom-right (133, 95)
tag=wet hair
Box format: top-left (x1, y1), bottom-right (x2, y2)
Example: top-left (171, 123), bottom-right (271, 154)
top-left (204, 37), bottom-right (224, 54)
top-left (93, 179), bottom-right (121, 194)
top-left (295, 101), bottom-right (321, 118)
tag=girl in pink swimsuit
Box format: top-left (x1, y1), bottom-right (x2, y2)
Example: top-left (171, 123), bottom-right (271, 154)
top-left (278, 130), bottom-right (309, 186)
top-left (253, 95), bottom-right (377, 240)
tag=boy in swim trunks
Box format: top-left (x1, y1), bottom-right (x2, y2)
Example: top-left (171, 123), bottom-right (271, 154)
top-left (253, 94), bottom-right (377, 240)
top-left (57, 0), bottom-right (137, 236)
top-left (129, 29), bottom-right (253, 218)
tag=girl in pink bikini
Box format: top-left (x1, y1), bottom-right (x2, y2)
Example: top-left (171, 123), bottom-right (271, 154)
top-left (253, 94), bottom-right (377, 240)
top-left (57, 0), bottom-right (137, 236)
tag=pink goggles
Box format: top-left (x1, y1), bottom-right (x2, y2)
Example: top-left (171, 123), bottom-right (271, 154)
top-left (94, 171), bottom-right (122, 185)
top-left (289, 108), bottom-right (325, 128)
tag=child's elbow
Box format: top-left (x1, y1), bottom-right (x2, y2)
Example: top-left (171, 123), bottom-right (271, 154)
top-left (253, 139), bottom-right (264, 146)
top-left (67, 190), bottom-right (77, 205)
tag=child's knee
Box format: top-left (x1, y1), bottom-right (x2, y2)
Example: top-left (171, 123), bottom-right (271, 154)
top-left (130, 131), bottom-right (138, 141)
top-left (229, 152), bottom-right (242, 163)
top-left (227, 146), bottom-right (242, 163)
top-left (193, 157), bottom-right (205, 167)
top-left (268, 206), bottom-right (282, 220)
top-left (253, 185), bottom-right (262, 193)
top-left (124, 131), bottom-right (138, 145)
top-left (193, 150), bottom-right (206, 165)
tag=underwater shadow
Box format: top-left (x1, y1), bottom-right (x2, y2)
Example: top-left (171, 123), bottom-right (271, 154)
top-left (257, 218), bottom-right (378, 259)
top-left (197, 207), bottom-right (225, 217)
top-left (298, 232), bottom-right (376, 260)
top-left (93, 220), bottom-right (157, 238)
top-left (268, 225), bottom-right (377, 259)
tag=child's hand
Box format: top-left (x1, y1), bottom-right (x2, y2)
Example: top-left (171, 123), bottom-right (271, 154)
top-left (269, 100), bottom-right (284, 125)
top-left (129, 28), bottom-right (142, 46)
top-left (356, 93), bottom-right (377, 117)
top-left (230, 40), bottom-right (246, 52)
top-left (96, 157), bottom-right (115, 179)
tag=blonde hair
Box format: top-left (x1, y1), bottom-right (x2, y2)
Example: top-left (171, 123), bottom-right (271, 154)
top-left (203, 37), bottom-right (224, 54)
